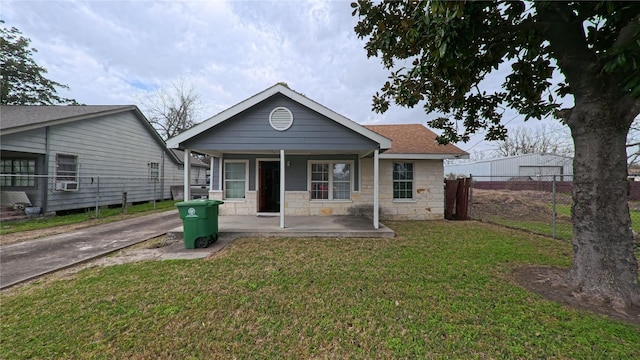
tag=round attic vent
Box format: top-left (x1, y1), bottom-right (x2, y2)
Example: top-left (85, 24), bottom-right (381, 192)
top-left (269, 107), bottom-right (293, 131)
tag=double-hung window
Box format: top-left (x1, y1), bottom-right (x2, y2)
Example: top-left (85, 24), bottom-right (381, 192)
top-left (310, 163), bottom-right (329, 200)
top-left (148, 162), bottom-right (160, 182)
top-left (310, 161), bottom-right (352, 200)
top-left (55, 154), bottom-right (78, 182)
top-left (224, 161), bottom-right (247, 199)
top-left (1, 159), bottom-right (36, 187)
top-left (393, 162), bottom-right (414, 200)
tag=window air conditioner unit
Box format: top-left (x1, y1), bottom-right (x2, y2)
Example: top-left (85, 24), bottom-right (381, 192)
top-left (55, 181), bottom-right (79, 191)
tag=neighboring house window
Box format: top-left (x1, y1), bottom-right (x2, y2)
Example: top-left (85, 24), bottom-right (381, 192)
top-left (309, 161), bottom-right (352, 200)
top-left (148, 162), bottom-right (159, 181)
top-left (55, 154), bottom-right (78, 182)
top-left (1, 159), bottom-right (36, 187)
top-left (224, 161), bottom-right (247, 199)
top-left (393, 162), bottom-right (414, 199)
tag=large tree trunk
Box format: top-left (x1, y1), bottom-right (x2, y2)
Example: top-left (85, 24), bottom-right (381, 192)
top-left (532, 1), bottom-right (640, 308)
top-left (566, 101), bottom-right (640, 308)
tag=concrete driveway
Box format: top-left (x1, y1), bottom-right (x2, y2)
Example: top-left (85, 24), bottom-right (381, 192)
top-left (0, 210), bottom-right (183, 289)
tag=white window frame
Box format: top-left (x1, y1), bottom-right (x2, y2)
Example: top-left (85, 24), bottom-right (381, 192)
top-left (393, 162), bottom-right (414, 201)
top-left (223, 160), bottom-right (249, 200)
top-left (308, 160), bottom-right (354, 201)
top-left (55, 153), bottom-right (79, 182)
top-left (148, 162), bottom-right (160, 182)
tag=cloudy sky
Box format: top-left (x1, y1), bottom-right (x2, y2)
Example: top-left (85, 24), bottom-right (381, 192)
top-left (2, 0), bottom-right (566, 156)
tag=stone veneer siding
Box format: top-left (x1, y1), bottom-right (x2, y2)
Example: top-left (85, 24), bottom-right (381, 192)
top-left (209, 190), bottom-right (256, 216)
top-left (365, 158), bottom-right (445, 220)
top-left (209, 158), bottom-right (445, 220)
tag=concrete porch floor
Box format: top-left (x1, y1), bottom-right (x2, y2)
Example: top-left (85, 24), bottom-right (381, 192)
top-left (167, 215), bottom-right (395, 240)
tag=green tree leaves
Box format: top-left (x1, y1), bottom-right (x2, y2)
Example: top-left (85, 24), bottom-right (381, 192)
top-left (0, 21), bottom-right (77, 105)
top-left (352, 1), bottom-right (640, 143)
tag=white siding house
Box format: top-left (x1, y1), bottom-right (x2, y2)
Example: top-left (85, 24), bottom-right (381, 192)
top-left (444, 153), bottom-right (573, 180)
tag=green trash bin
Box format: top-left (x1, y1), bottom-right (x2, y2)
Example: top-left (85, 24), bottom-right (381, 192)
top-left (176, 199), bottom-right (224, 249)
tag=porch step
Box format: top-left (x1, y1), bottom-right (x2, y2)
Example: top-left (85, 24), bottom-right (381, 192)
top-left (0, 206), bottom-right (28, 222)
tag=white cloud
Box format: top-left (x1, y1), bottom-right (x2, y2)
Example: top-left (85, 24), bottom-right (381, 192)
top-left (2, 0), bottom-right (570, 154)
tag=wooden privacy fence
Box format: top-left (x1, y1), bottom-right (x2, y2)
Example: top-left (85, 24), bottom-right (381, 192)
top-left (444, 177), bottom-right (471, 220)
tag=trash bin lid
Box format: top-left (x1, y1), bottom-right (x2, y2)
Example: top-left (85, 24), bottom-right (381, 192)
top-left (176, 199), bottom-right (210, 207)
top-left (176, 199), bottom-right (224, 207)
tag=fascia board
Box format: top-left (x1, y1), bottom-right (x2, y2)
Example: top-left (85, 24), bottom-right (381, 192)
top-left (379, 153), bottom-right (471, 160)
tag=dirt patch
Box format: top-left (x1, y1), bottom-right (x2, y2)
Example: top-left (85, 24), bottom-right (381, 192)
top-left (472, 189), bottom-right (572, 222)
top-left (512, 266), bottom-right (640, 325)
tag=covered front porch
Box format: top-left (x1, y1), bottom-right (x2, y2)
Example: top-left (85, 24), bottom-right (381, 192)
top-left (168, 215), bottom-right (395, 240)
top-left (167, 84), bottom-right (393, 230)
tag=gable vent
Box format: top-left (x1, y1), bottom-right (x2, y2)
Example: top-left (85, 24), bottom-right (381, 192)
top-left (269, 107), bottom-right (293, 131)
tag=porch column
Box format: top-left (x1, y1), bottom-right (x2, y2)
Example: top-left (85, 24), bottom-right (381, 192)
top-left (280, 149), bottom-right (285, 228)
top-left (209, 157), bottom-right (214, 191)
top-left (373, 149), bottom-right (379, 229)
top-left (218, 155), bottom-right (223, 191)
top-left (183, 149), bottom-right (191, 201)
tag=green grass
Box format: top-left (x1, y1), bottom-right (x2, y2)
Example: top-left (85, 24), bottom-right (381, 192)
top-left (0, 200), bottom-right (180, 235)
top-left (2, 221), bottom-right (638, 359)
top-left (482, 204), bottom-right (640, 241)
top-left (486, 217), bottom-right (574, 241)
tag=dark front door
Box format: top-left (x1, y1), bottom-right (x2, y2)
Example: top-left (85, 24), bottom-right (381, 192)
top-left (258, 161), bottom-right (280, 213)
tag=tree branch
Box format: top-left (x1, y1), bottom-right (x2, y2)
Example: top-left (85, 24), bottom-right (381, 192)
top-left (534, 2), bottom-right (599, 99)
top-left (611, 13), bottom-right (640, 50)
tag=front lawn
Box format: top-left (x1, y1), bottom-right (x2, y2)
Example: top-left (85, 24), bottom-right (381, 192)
top-left (1, 221), bottom-right (638, 359)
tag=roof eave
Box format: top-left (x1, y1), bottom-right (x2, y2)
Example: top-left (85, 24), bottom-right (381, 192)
top-left (379, 153), bottom-right (470, 160)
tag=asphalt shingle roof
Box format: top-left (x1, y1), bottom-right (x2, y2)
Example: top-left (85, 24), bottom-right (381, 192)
top-left (365, 124), bottom-right (468, 156)
top-left (0, 105), bottom-right (189, 165)
top-left (0, 105), bottom-right (135, 131)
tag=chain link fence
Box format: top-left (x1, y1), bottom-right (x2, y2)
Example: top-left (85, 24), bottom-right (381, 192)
top-left (1, 174), bottom-right (206, 219)
top-left (464, 175), bottom-right (640, 241)
top-left (468, 175), bottom-right (575, 240)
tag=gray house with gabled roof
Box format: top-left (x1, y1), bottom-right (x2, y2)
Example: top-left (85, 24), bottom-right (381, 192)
top-left (167, 84), bottom-right (468, 228)
top-left (0, 105), bottom-right (207, 214)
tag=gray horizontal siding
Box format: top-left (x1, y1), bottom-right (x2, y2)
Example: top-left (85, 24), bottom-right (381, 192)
top-left (1, 110), bottom-right (210, 212)
top-left (43, 111), bottom-right (187, 212)
top-left (0, 128), bottom-right (47, 154)
top-left (215, 153), bottom-right (360, 192)
top-left (185, 94), bottom-right (379, 151)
